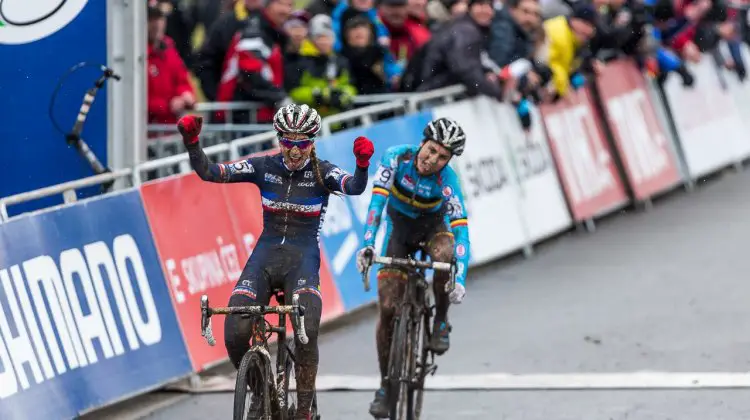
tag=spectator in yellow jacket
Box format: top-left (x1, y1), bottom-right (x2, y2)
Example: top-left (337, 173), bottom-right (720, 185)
top-left (542, 3), bottom-right (598, 99)
top-left (288, 14), bottom-right (358, 117)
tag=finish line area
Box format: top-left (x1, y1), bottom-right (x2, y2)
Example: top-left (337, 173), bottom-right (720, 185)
top-left (168, 371), bottom-right (750, 393)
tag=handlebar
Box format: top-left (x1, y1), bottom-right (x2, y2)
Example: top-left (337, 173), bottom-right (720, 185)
top-left (200, 294), bottom-right (309, 346)
top-left (360, 248), bottom-right (457, 294)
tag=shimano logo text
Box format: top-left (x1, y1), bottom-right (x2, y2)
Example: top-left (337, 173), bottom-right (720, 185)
top-left (0, 234), bottom-right (162, 398)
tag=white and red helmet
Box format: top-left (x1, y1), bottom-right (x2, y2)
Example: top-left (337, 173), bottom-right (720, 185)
top-left (273, 103), bottom-right (322, 138)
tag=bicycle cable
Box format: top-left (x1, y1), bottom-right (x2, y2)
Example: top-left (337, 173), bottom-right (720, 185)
top-left (0, 0), bottom-right (68, 26)
top-left (48, 61), bottom-right (102, 137)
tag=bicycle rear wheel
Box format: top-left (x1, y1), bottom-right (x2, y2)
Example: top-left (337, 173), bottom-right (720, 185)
top-left (234, 350), bottom-right (272, 420)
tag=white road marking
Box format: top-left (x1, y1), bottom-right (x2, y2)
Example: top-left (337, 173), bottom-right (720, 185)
top-left (174, 372), bottom-right (750, 394)
top-left (313, 372), bottom-right (750, 391)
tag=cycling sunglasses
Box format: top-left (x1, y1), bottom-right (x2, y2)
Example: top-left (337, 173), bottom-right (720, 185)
top-left (279, 137), bottom-right (314, 150)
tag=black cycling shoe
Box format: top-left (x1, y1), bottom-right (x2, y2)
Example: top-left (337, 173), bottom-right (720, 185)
top-left (369, 387), bottom-right (390, 418)
top-left (430, 320), bottom-right (451, 355)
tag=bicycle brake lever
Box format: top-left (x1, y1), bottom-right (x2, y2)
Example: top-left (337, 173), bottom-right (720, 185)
top-left (362, 248), bottom-right (374, 292)
top-left (445, 259), bottom-right (458, 294)
top-left (200, 295), bottom-right (216, 346)
top-left (292, 294), bottom-right (309, 345)
top-left (363, 264), bottom-right (371, 292)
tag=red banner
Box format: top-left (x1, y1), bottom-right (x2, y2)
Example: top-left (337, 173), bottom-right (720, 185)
top-left (141, 169), bottom-right (343, 371)
top-left (540, 88), bottom-right (629, 221)
top-left (596, 60), bottom-right (682, 200)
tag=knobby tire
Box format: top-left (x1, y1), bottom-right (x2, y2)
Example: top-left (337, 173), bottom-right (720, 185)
top-left (234, 351), bottom-right (272, 420)
top-left (413, 307), bottom-right (431, 419)
top-left (388, 305), bottom-right (412, 420)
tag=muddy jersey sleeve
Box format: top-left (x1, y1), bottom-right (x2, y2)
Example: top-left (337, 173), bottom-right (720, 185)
top-left (187, 144), bottom-right (263, 183)
top-left (441, 166), bottom-right (470, 287)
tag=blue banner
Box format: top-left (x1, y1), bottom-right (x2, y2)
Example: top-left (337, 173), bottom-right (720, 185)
top-left (0, 0), bottom-right (109, 217)
top-left (0, 190), bottom-right (192, 420)
top-left (315, 112), bottom-right (434, 310)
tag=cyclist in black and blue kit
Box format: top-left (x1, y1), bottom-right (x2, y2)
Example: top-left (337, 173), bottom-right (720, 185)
top-left (355, 117), bottom-right (470, 418)
top-left (177, 104), bottom-right (374, 420)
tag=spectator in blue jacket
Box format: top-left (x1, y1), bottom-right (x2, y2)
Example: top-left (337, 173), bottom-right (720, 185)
top-left (332, 0), bottom-right (392, 51)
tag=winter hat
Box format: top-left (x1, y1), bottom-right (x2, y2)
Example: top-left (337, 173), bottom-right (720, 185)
top-left (310, 14), bottom-right (335, 38)
top-left (569, 2), bottom-right (598, 25)
top-left (284, 10), bottom-right (311, 30)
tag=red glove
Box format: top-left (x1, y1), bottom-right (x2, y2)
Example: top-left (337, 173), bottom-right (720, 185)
top-left (177, 115), bottom-right (203, 146)
top-left (353, 136), bottom-right (374, 168)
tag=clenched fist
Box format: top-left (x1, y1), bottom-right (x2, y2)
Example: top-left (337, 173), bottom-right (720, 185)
top-left (353, 136), bottom-right (374, 168)
top-left (177, 115), bottom-right (203, 146)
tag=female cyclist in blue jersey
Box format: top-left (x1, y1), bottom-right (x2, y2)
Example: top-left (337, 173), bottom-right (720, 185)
top-left (354, 117), bottom-right (470, 418)
top-left (177, 104), bottom-right (374, 420)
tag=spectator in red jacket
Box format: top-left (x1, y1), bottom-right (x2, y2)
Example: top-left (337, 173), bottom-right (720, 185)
top-left (147, 2), bottom-right (196, 125)
top-left (378, 0), bottom-right (431, 66)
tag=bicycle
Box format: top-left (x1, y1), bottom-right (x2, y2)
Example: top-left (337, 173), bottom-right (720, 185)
top-left (361, 244), bottom-right (457, 420)
top-left (200, 289), bottom-right (321, 420)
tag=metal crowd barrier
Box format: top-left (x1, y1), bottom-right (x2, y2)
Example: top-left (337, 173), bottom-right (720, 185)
top-left (1, 86), bottom-right (468, 222)
top-left (0, 169), bottom-right (134, 222)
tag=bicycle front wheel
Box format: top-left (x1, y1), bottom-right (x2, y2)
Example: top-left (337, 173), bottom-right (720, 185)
top-left (234, 350), bottom-right (272, 420)
top-left (388, 306), bottom-right (414, 420)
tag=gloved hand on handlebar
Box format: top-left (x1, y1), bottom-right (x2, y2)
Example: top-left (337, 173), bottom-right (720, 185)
top-left (177, 114), bottom-right (203, 147)
top-left (449, 283), bottom-right (465, 304)
top-left (356, 246), bottom-right (375, 273)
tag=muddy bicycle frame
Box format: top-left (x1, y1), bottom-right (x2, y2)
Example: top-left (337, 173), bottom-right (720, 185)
top-left (361, 246), bottom-right (457, 420)
top-left (200, 292), bottom-right (309, 419)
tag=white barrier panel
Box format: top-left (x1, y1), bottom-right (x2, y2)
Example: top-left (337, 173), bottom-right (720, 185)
top-left (719, 44), bottom-right (750, 162)
top-left (664, 55), bottom-right (745, 177)
top-left (432, 97), bottom-right (527, 265)
top-left (499, 103), bottom-right (572, 242)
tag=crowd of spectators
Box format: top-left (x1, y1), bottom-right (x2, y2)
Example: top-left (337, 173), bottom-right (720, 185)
top-left (146, 0), bottom-right (750, 130)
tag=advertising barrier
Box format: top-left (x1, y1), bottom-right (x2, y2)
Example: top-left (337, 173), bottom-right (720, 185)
top-left (431, 97), bottom-right (528, 264)
top-left (496, 102), bottom-right (572, 243)
top-left (140, 173), bottom-right (344, 371)
top-left (0, 0), bottom-right (110, 216)
top-left (663, 54), bottom-right (746, 178)
top-left (715, 44), bottom-right (750, 162)
top-left (0, 190), bottom-right (192, 420)
top-left (540, 87), bottom-right (629, 222)
top-left (596, 61), bottom-right (683, 200)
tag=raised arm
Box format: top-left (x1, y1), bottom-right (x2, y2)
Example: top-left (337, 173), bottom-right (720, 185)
top-left (178, 115), bottom-right (261, 184)
top-left (318, 136), bottom-right (374, 195)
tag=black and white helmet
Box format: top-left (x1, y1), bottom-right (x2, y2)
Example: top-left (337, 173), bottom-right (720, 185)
top-left (423, 117), bottom-right (466, 156)
top-left (273, 103), bottom-right (322, 137)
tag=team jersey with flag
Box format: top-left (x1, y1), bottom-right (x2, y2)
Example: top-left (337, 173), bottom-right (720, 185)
top-left (187, 146), bottom-right (368, 245)
top-left (363, 144), bottom-right (470, 285)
